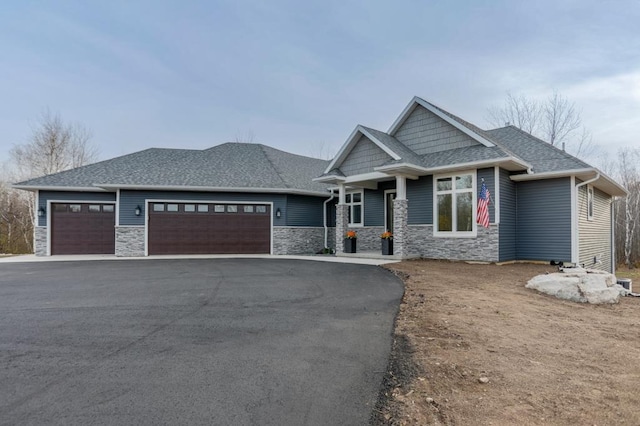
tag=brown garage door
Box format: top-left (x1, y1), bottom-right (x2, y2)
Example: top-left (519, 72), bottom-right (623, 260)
top-left (148, 202), bottom-right (271, 255)
top-left (51, 203), bottom-right (116, 255)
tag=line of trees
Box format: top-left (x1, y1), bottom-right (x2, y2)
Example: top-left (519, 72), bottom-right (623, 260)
top-left (0, 111), bottom-right (98, 254)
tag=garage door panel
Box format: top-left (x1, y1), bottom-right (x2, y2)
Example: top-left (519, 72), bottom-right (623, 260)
top-left (148, 203), bottom-right (271, 255)
top-left (51, 204), bottom-right (115, 255)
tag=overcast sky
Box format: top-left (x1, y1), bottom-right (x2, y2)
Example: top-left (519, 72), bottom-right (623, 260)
top-left (1, 1), bottom-right (638, 172)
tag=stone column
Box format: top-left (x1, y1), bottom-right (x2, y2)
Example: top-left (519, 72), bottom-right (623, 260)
top-left (335, 204), bottom-right (349, 254)
top-left (393, 199), bottom-right (409, 257)
top-left (34, 227), bottom-right (47, 256)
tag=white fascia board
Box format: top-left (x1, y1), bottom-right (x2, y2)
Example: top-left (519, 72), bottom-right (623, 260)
top-left (312, 175), bottom-right (346, 183)
top-left (510, 168), bottom-right (628, 197)
top-left (12, 185), bottom-right (113, 192)
top-left (343, 172), bottom-right (390, 184)
top-left (357, 126), bottom-right (401, 160)
top-left (510, 168), bottom-right (597, 181)
top-left (94, 184), bottom-right (330, 197)
top-left (375, 162), bottom-right (430, 174)
top-left (323, 126), bottom-right (363, 174)
top-left (426, 158), bottom-right (529, 174)
top-left (388, 96), bottom-right (496, 148)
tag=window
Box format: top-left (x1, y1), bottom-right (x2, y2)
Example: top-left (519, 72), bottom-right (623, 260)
top-left (587, 185), bottom-right (594, 221)
top-left (256, 205), bottom-right (267, 213)
top-left (103, 205), bottom-right (114, 213)
top-left (244, 205), bottom-right (254, 213)
top-left (54, 204), bottom-right (67, 212)
top-left (345, 191), bottom-right (363, 226)
top-left (88, 205), bottom-right (101, 213)
top-left (167, 204), bottom-right (179, 212)
top-left (434, 172), bottom-right (475, 236)
top-left (197, 204), bottom-right (209, 213)
top-left (227, 205), bottom-right (238, 213)
top-left (214, 205), bottom-right (225, 213)
top-left (153, 204), bottom-right (165, 212)
top-left (184, 204), bottom-right (195, 212)
top-left (69, 204), bottom-right (82, 213)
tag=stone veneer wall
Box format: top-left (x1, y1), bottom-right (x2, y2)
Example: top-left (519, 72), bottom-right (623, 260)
top-left (348, 226), bottom-right (386, 252)
top-left (406, 224), bottom-right (499, 262)
top-left (34, 227), bottom-right (47, 256)
top-left (393, 199), bottom-right (409, 257)
top-left (115, 226), bottom-right (146, 257)
top-left (335, 205), bottom-right (349, 254)
top-left (272, 227), bottom-right (327, 255)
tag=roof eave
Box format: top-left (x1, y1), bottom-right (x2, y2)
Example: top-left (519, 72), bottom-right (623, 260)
top-left (93, 184), bottom-right (331, 197)
top-left (12, 185), bottom-right (113, 193)
top-left (510, 168), bottom-right (628, 197)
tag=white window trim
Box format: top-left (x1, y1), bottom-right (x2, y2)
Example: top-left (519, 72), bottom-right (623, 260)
top-left (345, 190), bottom-right (364, 227)
top-left (433, 170), bottom-right (477, 238)
top-left (587, 185), bottom-right (594, 221)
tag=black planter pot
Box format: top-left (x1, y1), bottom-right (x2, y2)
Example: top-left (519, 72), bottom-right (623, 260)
top-left (381, 238), bottom-right (393, 255)
top-left (344, 238), bottom-right (357, 253)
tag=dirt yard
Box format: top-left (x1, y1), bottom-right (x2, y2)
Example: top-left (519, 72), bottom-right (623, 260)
top-left (372, 260), bottom-right (640, 425)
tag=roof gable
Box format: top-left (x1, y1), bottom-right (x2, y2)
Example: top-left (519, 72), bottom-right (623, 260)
top-left (339, 133), bottom-right (395, 176)
top-left (323, 125), bottom-right (404, 174)
top-left (388, 97), bottom-right (496, 154)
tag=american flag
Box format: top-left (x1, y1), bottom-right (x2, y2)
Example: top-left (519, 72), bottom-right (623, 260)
top-left (476, 181), bottom-right (490, 228)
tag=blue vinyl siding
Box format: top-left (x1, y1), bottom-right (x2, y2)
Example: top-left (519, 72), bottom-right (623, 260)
top-left (477, 168), bottom-right (495, 224)
top-left (499, 169), bottom-right (517, 261)
top-left (286, 195), bottom-right (326, 226)
top-left (363, 181), bottom-right (394, 227)
top-left (364, 188), bottom-right (384, 226)
top-left (516, 178), bottom-right (572, 262)
top-left (38, 191), bottom-right (116, 227)
top-left (119, 190), bottom-right (287, 226)
top-left (407, 175), bottom-right (432, 224)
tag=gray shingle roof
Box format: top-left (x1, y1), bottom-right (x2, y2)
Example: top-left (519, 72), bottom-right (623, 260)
top-left (486, 126), bottom-right (591, 173)
top-left (360, 126), bottom-right (425, 166)
top-left (15, 143), bottom-right (331, 195)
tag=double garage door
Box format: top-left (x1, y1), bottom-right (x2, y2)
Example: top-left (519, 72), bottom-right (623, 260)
top-left (148, 202), bottom-right (271, 255)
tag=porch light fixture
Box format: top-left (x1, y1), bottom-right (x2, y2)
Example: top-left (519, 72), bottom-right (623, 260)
top-left (276, 208), bottom-right (281, 218)
top-left (37, 207), bottom-right (46, 217)
top-left (135, 205), bottom-right (141, 216)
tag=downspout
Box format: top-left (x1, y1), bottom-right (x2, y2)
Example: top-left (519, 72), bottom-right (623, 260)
top-left (323, 189), bottom-right (336, 249)
top-left (574, 172), bottom-right (600, 266)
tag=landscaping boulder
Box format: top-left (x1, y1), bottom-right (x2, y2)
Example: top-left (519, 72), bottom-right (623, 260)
top-left (526, 267), bottom-right (628, 304)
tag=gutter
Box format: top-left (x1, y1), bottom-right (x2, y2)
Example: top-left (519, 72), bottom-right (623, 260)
top-left (323, 189), bottom-right (336, 249)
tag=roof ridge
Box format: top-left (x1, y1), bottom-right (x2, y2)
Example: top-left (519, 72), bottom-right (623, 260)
top-left (258, 144), bottom-right (290, 188)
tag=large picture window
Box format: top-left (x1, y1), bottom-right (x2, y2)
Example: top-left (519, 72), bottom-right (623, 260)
top-left (434, 172), bottom-right (475, 236)
top-left (346, 191), bottom-right (363, 226)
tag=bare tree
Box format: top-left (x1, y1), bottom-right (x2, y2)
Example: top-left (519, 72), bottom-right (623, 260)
top-left (0, 111), bottom-right (98, 253)
top-left (486, 92), bottom-right (542, 134)
top-left (614, 148), bottom-right (640, 268)
top-left (543, 91), bottom-right (582, 148)
top-left (10, 109), bottom-right (98, 179)
top-left (486, 91), bottom-right (593, 159)
top-left (234, 129), bottom-right (256, 143)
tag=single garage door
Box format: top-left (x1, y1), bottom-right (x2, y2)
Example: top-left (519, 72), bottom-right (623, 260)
top-left (51, 203), bottom-right (116, 255)
top-left (148, 202), bottom-right (271, 255)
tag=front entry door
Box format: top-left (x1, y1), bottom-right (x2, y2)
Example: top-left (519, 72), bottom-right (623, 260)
top-left (385, 191), bottom-right (396, 233)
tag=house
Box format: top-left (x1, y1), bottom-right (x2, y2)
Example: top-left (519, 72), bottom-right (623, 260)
top-left (14, 96), bottom-right (626, 272)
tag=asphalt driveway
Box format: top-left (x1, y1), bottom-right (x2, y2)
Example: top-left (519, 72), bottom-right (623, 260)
top-left (0, 259), bottom-right (403, 425)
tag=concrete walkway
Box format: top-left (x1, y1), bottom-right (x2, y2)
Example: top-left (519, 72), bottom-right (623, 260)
top-left (0, 253), bottom-right (400, 266)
